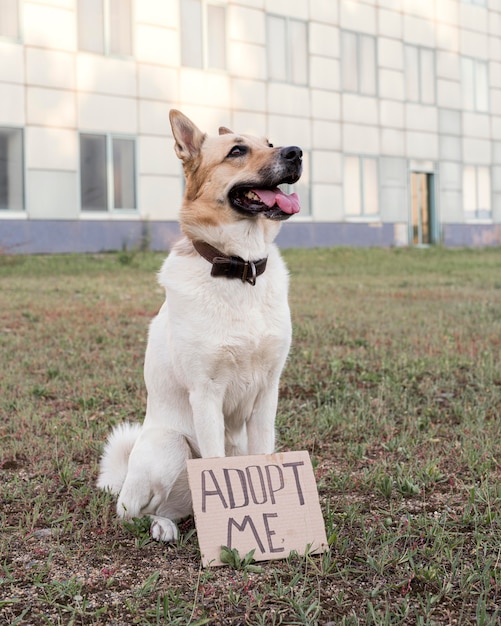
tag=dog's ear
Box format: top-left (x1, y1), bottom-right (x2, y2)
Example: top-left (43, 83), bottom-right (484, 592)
top-left (169, 110), bottom-right (206, 162)
top-left (218, 126), bottom-right (233, 135)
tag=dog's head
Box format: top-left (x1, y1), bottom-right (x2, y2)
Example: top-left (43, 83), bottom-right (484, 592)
top-left (169, 110), bottom-right (302, 232)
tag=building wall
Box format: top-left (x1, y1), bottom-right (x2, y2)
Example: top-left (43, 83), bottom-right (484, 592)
top-left (0, 0), bottom-right (500, 253)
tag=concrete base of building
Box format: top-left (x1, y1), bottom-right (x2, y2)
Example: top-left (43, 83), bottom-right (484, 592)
top-left (441, 223), bottom-right (501, 248)
top-left (1, 219), bottom-right (500, 254)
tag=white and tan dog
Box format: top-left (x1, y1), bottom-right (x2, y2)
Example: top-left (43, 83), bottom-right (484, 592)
top-left (97, 110), bottom-right (302, 541)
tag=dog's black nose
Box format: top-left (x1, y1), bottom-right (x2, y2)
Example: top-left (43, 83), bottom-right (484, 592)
top-left (280, 146), bottom-right (302, 163)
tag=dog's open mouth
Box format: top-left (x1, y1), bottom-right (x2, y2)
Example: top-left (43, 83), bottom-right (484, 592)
top-left (229, 186), bottom-right (301, 221)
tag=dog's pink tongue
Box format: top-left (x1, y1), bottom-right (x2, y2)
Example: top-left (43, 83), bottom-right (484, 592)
top-left (252, 188), bottom-right (300, 214)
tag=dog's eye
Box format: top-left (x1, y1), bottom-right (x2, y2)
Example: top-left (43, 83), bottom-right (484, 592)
top-left (228, 145), bottom-right (247, 158)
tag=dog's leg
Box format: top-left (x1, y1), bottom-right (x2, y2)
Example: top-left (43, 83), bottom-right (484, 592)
top-left (225, 425), bottom-right (248, 457)
top-left (148, 469), bottom-right (193, 541)
top-left (247, 382), bottom-right (280, 455)
top-left (149, 516), bottom-right (179, 542)
top-left (189, 387), bottom-right (226, 458)
top-left (116, 429), bottom-right (193, 542)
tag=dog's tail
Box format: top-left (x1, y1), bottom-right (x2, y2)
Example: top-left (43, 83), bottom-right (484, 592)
top-left (96, 422), bottom-right (142, 494)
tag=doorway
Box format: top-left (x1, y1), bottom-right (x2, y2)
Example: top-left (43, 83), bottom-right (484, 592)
top-left (410, 172), bottom-right (435, 245)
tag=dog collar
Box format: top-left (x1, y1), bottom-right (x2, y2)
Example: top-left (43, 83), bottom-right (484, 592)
top-left (192, 240), bottom-right (267, 286)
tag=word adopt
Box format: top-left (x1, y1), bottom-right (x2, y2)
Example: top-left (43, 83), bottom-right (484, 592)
top-left (187, 451), bottom-right (328, 567)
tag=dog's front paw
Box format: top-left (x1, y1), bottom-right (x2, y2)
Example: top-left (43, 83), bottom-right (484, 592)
top-left (150, 516), bottom-right (179, 542)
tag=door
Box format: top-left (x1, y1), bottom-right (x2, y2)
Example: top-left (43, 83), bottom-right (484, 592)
top-left (410, 172), bottom-right (435, 245)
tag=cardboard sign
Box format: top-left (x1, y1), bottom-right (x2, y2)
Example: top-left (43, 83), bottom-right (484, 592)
top-left (187, 450), bottom-right (328, 567)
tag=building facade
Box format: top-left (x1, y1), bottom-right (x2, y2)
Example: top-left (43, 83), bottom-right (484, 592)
top-left (0, 0), bottom-right (500, 253)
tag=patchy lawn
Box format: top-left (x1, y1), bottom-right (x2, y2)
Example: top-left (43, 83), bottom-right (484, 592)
top-left (1, 247), bottom-right (500, 625)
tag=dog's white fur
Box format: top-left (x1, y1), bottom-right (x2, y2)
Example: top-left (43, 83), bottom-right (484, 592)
top-left (97, 111), bottom-right (300, 541)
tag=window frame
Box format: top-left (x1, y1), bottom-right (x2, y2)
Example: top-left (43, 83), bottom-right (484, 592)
top-left (405, 45), bottom-right (436, 105)
top-left (79, 132), bottom-right (137, 214)
top-left (461, 57), bottom-right (489, 113)
top-left (341, 31), bottom-right (377, 96)
top-left (343, 155), bottom-right (380, 219)
top-left (266, 13), bottom-right (309, 86)
top-left (463, 165), bottom-right (492, 221)
top-left (0, 126), bottom-right (25, 212)
top-left (180, 0), bottom-right (227, 71)
top-left (77, 0), bottom-right (133, 58)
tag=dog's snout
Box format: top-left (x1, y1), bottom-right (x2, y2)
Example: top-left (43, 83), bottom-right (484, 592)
top-left (280, 146), bottom-right (302, 163)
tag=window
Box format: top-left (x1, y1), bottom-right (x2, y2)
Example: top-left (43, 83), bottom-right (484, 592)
top-left (267, 15), bottom-right (308, 85)
top-left (463, 166), bottom-right (491, 220)
top-left (462, 58), bottom-right (489, 112)
top-left (0, 0), bottom-right (19, 39)
top-left (405, 46), bottom-right (435, 105)
top-left (181, 0), bottom-right (226, 70)
top-left (80, 134), bottom-right (136, 211)
top-left (462, 0), bottom-right (486, 5)
top-left (0, 128), bottom-right (24, 211)
top-left (344, 156), bottom-right (379, 217)
top-left (341, 32), bottom-right (377, 96)
top-left (78, 0), bottom-right (132, 56)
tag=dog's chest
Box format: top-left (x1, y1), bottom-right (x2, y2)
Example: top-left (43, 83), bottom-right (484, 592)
top-left (218, 329), bottom-right (287, 375)
top-left (168, 276), bottom-right (290, 375)
top-left (172, 288), bottom-right (290, 359)
top-left (159, 249), bottom-right (292, 386)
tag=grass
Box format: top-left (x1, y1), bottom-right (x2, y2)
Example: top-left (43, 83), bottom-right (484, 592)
top-left (0, 246), bottom-right (500, 625)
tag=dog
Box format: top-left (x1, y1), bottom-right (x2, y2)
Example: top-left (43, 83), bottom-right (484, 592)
top-left (97, 110), bottom-right (302, 542)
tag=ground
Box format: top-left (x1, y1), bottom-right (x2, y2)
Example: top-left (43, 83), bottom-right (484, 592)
top-left (1, 247), bottom-right (500, 625)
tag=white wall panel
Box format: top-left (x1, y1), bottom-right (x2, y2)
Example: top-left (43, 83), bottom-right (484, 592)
top-left (23, 3), bottom-right (76, 51)
top-left (27, 87), bottom-right (76, 128)
top-left (340, 0), bottom-right (377, 35)
top-left (228, 6), bottom-right (265, 45)
top-left (139, 176), bottom-right (182, 221)
top-left (27, 170), bottom-right (78, 218)
top-left (139, 101), bottom-right (171, 136)
top-left (139, 136), bottom-right (178, 176)
top-left (77, 55), bottom-right (136, 97)
top-left (0, 84), bottom-right (25, 125)
top-left (311, 90), bottom-right (341, 121)
top-left (378, 9), bottom-right (402, 39)
top-left (227, 42), bottom-right (266, 79)
top-left (381, 128), bottom-right (405, 156)
top-left (27, 48), bottom-right (75, 90)
top-left (343, 123), bottom-right (379, 154)
top-left (135, 0), bottom-right (178, 28)
top-left (26, 127), bottom-right (77, 170)
top-left (138, 65), bottom-right (179, 101)
top-left (312, 184), bottom-right (343, 220)
top-left (78, 93), bottom-right (137, 133)
top-left (0, 41), bottom-right (23, 83)
top-left (231, 78), bottom-right (267, 112)
top-left (135, 25), bottom-right (179, 66)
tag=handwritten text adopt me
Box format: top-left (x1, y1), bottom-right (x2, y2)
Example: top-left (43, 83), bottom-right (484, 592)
top-left (187, 451), bottom-right (328, 566)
